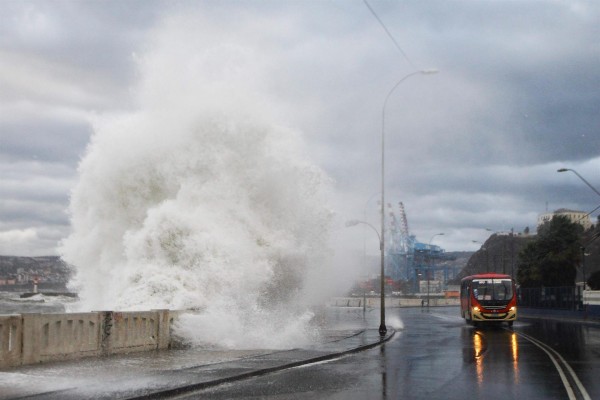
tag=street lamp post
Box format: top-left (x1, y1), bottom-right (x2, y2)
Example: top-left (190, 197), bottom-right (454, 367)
top-left (557, 167), bottom-right (599, 300)
top-left (472, 240), bottom-right (487, 273)
top-left (363, 193), bottom-right (380, 282)
top-left (557, 168), bottom-right (600, 197)
top-left (346, 219), bottom-right (381, 317)
top-left (429, 233), bottom-right (445, 244)
top-left (427, 233), bottom-right (444, 310)
top-left (380, 69), bottom-right (438, 336)
top-left (581, 246), bottom-right (587, 291)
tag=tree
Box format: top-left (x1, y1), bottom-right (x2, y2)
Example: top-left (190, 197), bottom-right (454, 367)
top-left (517, 216), bottom-right (582, 287)
top-left (517, 241), bottom-right (542, 287)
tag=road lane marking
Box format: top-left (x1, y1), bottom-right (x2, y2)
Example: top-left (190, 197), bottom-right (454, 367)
top-left (513, 330), bottom-right (591, 400)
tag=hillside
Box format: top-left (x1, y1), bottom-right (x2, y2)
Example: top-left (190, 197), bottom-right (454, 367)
top-left (454, 228), bottom-right (600, 284)
top-left (0, 256), bottom-right (71, 289)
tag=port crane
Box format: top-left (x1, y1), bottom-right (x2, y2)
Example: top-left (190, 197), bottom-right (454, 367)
top-left (385, 202), bottom-right (456, 291)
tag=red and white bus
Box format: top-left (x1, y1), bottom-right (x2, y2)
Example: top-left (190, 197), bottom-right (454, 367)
top-left (460, 273), bottom-right (517, 327)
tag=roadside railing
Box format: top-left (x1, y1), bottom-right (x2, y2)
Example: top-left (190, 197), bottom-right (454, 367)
top-left (518, 286), bottom-right (584, 310)
top-left (331, 297), bottom-right (459, 307)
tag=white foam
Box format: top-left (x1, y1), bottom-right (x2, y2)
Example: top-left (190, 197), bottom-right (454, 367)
top-left (59, 13), bottom-right (332, 348)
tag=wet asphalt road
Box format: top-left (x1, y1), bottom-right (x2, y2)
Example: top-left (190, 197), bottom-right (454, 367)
top-left (178, 307), bottom-right (600, 399)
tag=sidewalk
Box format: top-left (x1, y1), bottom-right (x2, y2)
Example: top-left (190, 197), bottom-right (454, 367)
top-left (0, 329), bottom-right (394, 400)
top-left (519, 307), bottom-right (600, 326)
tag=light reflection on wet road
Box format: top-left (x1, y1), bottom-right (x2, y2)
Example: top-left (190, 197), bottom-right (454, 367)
top-left (193, 307), bottom-right (600, 399)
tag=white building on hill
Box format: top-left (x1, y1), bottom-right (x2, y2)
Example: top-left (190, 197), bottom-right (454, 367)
top-left (537, 208), bottom-right (592, 230)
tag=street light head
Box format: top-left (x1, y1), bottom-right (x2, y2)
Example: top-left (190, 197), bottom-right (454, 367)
top-left (556, 167), bottom-right (600, 197)
top-left (345, 220), bottom-right (361, 227)
top-left (421, 69), bottom-right (439, 75)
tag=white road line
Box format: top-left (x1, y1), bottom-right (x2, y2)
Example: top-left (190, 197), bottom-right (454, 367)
top-left (428, 312), bottom-right (463, 322)
top-left (514, 330), bottom-right (591, 400)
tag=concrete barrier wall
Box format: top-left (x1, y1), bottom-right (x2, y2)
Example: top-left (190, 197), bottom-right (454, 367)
top-left (334, 292), bottom-right (600, 308)
top-left (0, 315), bottom-right (22, 369)
top-left (331, 297), bottom-right (460, 308)
top-left (22, 312), bottom-right (103, 365)
top-left (106, 311), bottom-right (161, 354)
top-left (583, 290), bottom-right (600, 305)
top-left (583, 291), bottom-right (600, 317)
top-left (0, 309), bottom-right (178, 369)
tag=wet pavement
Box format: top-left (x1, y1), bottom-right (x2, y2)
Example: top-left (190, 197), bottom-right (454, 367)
top-left (2, 306), bottom-right (599, 399)
top-left (176, 307), bottom-right (600, 400)
top-left (0, 320), bottom-right (392, 400)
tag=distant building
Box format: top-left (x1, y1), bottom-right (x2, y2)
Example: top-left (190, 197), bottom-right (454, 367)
top-left (444, 285), bottom-right (460, 298)
top-left (419, 280), bottom-right (442, 294)
top-left (537, 208), bottom-right (592, 230)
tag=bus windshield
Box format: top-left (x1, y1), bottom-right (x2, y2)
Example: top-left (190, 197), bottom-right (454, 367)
top-left (472, 279), bottom-right (513, 302)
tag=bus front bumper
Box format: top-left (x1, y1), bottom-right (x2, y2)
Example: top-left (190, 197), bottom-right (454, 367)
top-left (472, 306), bottom-right (517, 321)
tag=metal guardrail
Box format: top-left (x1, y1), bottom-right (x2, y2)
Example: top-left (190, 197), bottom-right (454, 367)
top-left (330, 297), bottom-right (460, 307)
top-left (518, 287), bottom-right (600, 310)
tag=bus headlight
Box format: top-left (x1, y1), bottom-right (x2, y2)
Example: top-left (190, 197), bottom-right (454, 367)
top-left (472, 306), bottom-right (480, 312)
top-left (510, 306), bottom-right (516, 311)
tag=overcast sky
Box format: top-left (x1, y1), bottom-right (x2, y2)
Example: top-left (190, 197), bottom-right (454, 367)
top-left (1, 0), bottom-right (599, 257)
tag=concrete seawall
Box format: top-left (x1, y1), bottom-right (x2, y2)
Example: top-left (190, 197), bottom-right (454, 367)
top-left (1, 299), bottom-right (453, 370)
top-left (0, 309), bottom-right (178, 369)
top-left (332, 290), bottom-right (600, 310)
top-left (331, 297), bottom-right (460, 308)
top-left (3, 292), bottom-right (598, 370)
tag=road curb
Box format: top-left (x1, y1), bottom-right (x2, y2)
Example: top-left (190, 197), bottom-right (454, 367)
top-left (127, 329), bottom-right (396, 400)
top-left (519, 314), bottom-right (600, 328)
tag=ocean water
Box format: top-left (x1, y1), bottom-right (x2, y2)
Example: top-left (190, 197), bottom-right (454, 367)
top-left (0, 292), bottom-right (77, 314)
top-left (58, 13), bottom-right (333, 349)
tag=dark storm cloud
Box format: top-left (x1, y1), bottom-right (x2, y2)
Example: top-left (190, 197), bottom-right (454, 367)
top-left (353, 0), bottom-right (600, 253)
top-left (0, 0), bottom-right (598, 256)
top-left (0, 198), bottom-right (68, 227)
top-left (1, 160), bottom-right (74, 228)
top-left (1, 118), bottom-right (91, 165)
top-left (0, 0), bottom-right (161, 85)
top-left (0, 1), bottom-right (159, 255)
top-left (383, 0), bottom-right (600, 166)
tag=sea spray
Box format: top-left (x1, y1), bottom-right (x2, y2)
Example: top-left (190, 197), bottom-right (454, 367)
top-left (59, 13), bottom-right (333, 348)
